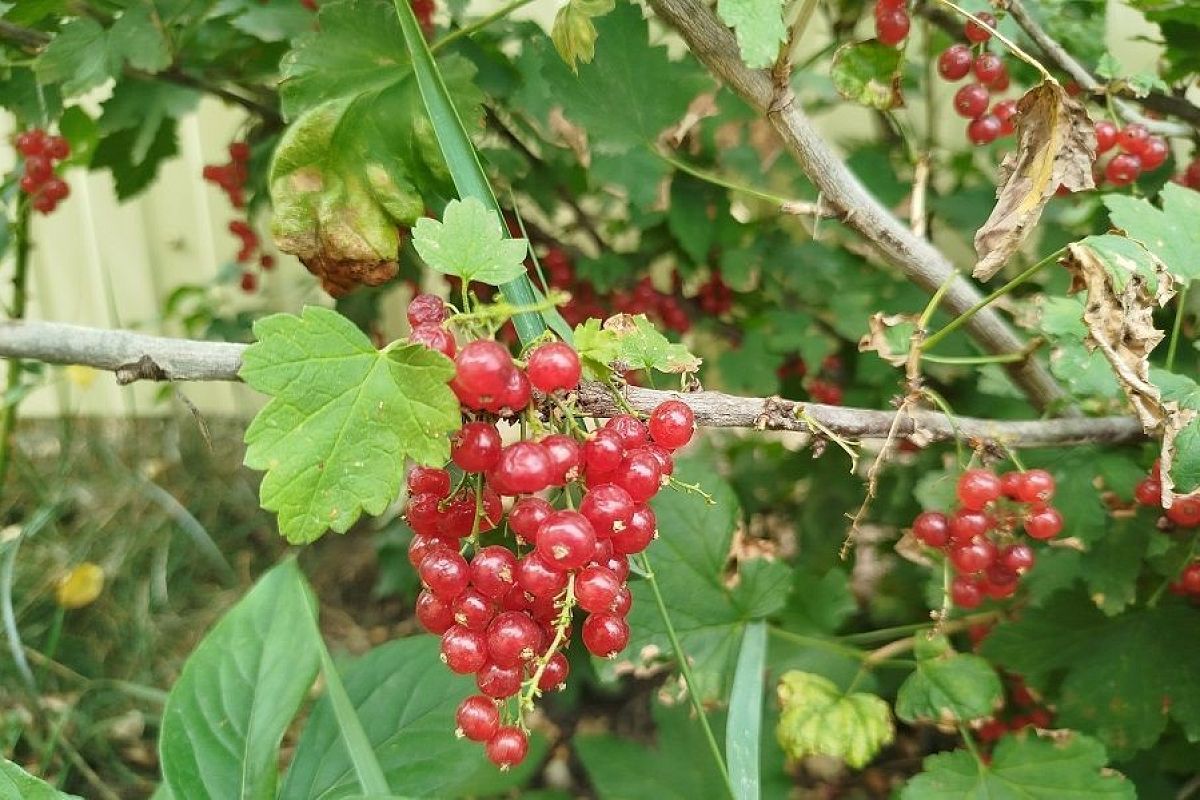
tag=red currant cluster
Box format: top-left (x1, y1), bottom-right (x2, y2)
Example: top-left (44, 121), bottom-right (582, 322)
top-left (202, 141), bottom-right (251, 209)
top-left (227, 221), bottom-right (275, 293)
top-left (974, 673), bottom-right (1054, 744)
top-left (400, 293), bottom-right (696, 769)
top-left (776, 354), bottom-right (845, 406)
top-left (911, 467), bottom-right (1062, 609)
top-left (1133, 460), bottom-right (1200, 528)
top-left (938, 14), bottom-right (1018, 146)
top-left (873, 0), bottom-right (910, 47)
top-left (1091, 121), bottom-right (1169, 187)
top-left (14, 129), bottom-right (71, 215)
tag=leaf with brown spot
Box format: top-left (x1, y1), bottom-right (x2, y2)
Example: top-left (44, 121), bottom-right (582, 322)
top-left (858, 312), bottom-right (917, 367)
top-left (973, 82), bottom-right (1096, 280)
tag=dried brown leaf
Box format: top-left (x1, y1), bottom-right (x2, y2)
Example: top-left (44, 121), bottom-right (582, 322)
top-left (973, 82), bottom-right (1096, 280)
top-left (300, 253), bottom-right (397, 298)
top-left (858, 312), bottom-right (917, 367)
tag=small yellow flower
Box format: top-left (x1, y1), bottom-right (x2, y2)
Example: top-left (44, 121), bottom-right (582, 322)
top-left (65, 365), bottom-right (97, 390)
top-left (56, 563), bottom-right (105, 609)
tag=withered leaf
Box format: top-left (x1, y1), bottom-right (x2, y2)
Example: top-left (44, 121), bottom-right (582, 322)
top-left (858, 312), bottom-right (918, 367)
top-left (974, 82), bottom-right (1096, 280)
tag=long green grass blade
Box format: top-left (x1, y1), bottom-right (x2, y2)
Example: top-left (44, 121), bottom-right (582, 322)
top-left (393, 0), bottom-right (549, 345)
top-left (727, 621), bottom-right (767, 800)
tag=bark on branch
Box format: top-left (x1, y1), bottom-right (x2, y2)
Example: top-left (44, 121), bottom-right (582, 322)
top-left (644, 0), bottom-right (1069, 414)
top-left (0, 320), bottom-right (1144, 447)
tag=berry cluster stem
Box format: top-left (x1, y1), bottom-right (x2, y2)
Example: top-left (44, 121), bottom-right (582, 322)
top-left (520, 574), bottom-right (575, 713)
top-left (934, 0), bottom-right (1051, 82)
top-left (0, 197), bottom-right (32, 494)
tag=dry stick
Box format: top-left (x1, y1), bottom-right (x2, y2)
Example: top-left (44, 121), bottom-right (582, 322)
top-left (643, 0), bottom-right (1068, 415)
top-left (0, 321), bottom-right (1145, 446)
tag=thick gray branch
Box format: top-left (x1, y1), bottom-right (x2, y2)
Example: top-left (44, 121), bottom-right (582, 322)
top-left (0, 320), bottom-right (1143, 447)
top-left (646, 0), bottom-right (1069, 413)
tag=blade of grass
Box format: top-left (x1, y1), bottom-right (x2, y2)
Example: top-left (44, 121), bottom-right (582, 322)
top-left (392, 0), bottom-right (569, 344)
top-left (727, 621), bottom-right (766, 800)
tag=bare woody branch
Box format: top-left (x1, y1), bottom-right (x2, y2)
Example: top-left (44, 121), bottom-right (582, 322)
top-left (643, 0), bottom-right (1068, 414)
top-left (0, 320), bottom-right (1144, 447)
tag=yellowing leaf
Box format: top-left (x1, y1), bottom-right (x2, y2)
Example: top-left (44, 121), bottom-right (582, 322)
top-left (56, 563), bottom-right (104, 609)
top-left (602, 313), bottom-right (701, 375)
top-left (776, 670), bottom-right (894, 768)
top-left (831, 41), bottom-right (904, 111)
top-left (974, 82), bottom-right (1095, 280)
top-left (551, 0), bottom-right (615, 72)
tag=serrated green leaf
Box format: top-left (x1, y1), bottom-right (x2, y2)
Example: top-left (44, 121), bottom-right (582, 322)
top-left (1095, 53), bottom-right (1122, 80)
top-left (716, 0), bottom-right (786, 69)
top-left (830, 41), bottom-right (903, 110)
top-left (902, 732), bottom-right (1134, 799)
top-left (240, 307), bottom-right (459, 543)
top-left (550, 0), bottom-right (614, 71)
top-left (109, 4), bottom-right (171, 73)
top-left (412, 198), bottom-right (529, 285)
top-left (91, 117), bottom-right (180, 200)
top-left (229, 0), bottom-right (317, 42)
top-left (574, 318), bottom-right (620, 379)
top-left (608, 314), bottom-right (701, 375)
top-left (896, 635), bottom-right (1002, 724)
top-left (34, 18), bottom-right (113, 97)
top-left (160, 560), bottom-right (321, 800)
top-left (776, 671), bottom-right (893, 768)
top-left (1104, 184), bottom-right (1200, 282)
top-left (0, 759), bottom-right (82, 799)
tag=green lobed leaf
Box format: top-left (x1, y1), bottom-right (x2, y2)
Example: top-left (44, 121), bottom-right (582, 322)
top-left (279, 637), bottom-right (540, 798)
top-left (550, 0), bottom-right (615, 72)
top-left (573, 318), bottom-right (621, 380)
top-left (775, 671), bottom-right (894, 768)
top-left (608, 314), bottom-right (702, 375)
top-left (228, 0), bottom-right (319, 42)
top-left (108, 4), bottom-right (171, 73)
top-left (240, 307), bottom-right (459, 543)
top-left (159, 560), bottom-right (321, 800)
top-left (895, 634), bottom-right (1002, 724)
top-left (901, 732), bottom-right (1135, 799)
top-left (411, 198), bottom-right (529, 285)
top-left (34, 18), bottom-right (113, 97)
top-left (830, 41), bottom-right (904, 111)
top-left (716, 0), bottom-right (787, 69)
top-left (0, 759), bottom-right (82, 799)
top-left (1104, 184), bottom-right (1200, 282)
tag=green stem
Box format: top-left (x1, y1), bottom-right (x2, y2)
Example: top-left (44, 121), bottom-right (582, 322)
top-left (958, 723), bottom-right (986, 768)
top-left (837, 611), bottom-right (1000, 645)
top-left (0, 197), bottom-right (32, 494)
top-left (655, 150), bottom-right (799, 209)
top-left (921, 248), bottom-right (1064, 353)
top-left (1166, 283), bottom-right (1188, 372)
top-left (920, 352), bottom-right (1027, 365)
top-left (43, 607), bottom-right (65, 662)
top-left (429, 0), bottom-right (537, 53)
top-left (767, 627), bottom-right (917, 668)
top-left (919, 269), bottom-right (960, 329)
top-left (637, 552), bottom-right (734, 798)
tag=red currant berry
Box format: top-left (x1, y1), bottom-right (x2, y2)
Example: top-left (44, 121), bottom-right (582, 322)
top-left (913, 511), bottom-right (951, 547)
top-left (982, 576), bottom-right (1018, 600)
top-left (420, 549), bottom-right (471, 598)
top-left (1015, 469), bottom-right (1055, 503)
top-left (516, 553), bottom-right (569, 598)
top-left (648, 400), bottom-right (695, 450)
top-left (1140, 136), bottom-right (1169, 171)
top-left (957, 469), bottom-right (1002, 510)
top-left (985, 563), bottom-right (1018, 586)
top-left (950, 538), bottom-right (998, 573)
top-left (407, 292), bottom-right (447, 326)
top-left (537, 510), bottom-right (597, 571)
top-left (1116, 123), bottom-right (1150, 155)
top-left (410, 323), bottom-right (456, 358)
top-left (1134, 478), bottom-right (1162, 507)
top-left (452, 421), bottom-right (503, 473)
top-left (967, 114), bottom-right (1003, 146)
top-left (538, 652), bottom-right (570, 691)
top-left (1024, 506), bottom-right (1064, 540)
top-left (228, 140), bottom-right (250, 162)
top-left (441, 625), bottom-right (488, 673)
top-left (1105, 153), bottom-right (1142, 186)
top-left (509, 497), bottom-right (555, 543)
top-left (609, 584), bottom-right (633, 615)
top-left (954, 84), bottom-right (990, 119)
top-left (950, 575), bottom-right (984, 608)
top-left (602, 553), bottom-right (631, 582)
top-left (993, 100), bottom-right (1017, 136)
top-left (972, 53), bottom-right (1004, 85)
top-left (526, 342), bottom-right (582, 393)
top-left (580, 483), bottom-right (636, 537)
top-left (15, 130), bottom-right (45, 157)
top-left (582, 613), bottom-right (630, 658)
top-left (485, 726), bottom-right (528, 770)
top-left (605, 414), bottom-right (649, 450)
top-left (875, 8), bottom-right (910, 45)
top-left (240, 272), bottom-right (258, 293)
top-left (408, 466), bottom-right (451, 498)
top-left (23, 155), bottom-right (52, 183)
top-left (471, 546), bottom-right (518, 600)
top-left (42, 178), bottom-right (69, 202)
top-left (575, 565), bottom-right (622, 614)
top-left (584, 429), bottom-right (625, 474)
top-left (492, 368), bottom-right (531, 415)
top-left (408, 533), bottom-right (450, 568)
top-left (541, 434), bottom-right (583, 485)
top-left (456, 695), bottom-right (499, 742)
top-left (616, 449), bottom-right (664, 503)
top-left (611, 504), bottom-right (656, 555)
top-left (415, 589), bottom-right (455, 634)
top-left (18, 175), bottom-right (38, 194)
top-left (1180, 562), bottom-right (1200, 593)
top-left (949, 509), bottom-right (992, 543)
top-left (1000, 471), bottom-right (1023, 499)
top-left (1094, 121), bottom-right (1118, 153)
top-left (476, 661), bottom-right (522, 699)
top-left (493, 442), bottom-right (553, 495)
top-left (1167, 496), bottom-right (1200, 528)
top-left (644, 444), bottom-right (675, 478)
top-left (405, 493), bottom-right (443, 536)
top-left (44, 135), bottom-right (69, 161)
top-left (964, 11), bottom-right (996, 43)
top-left (937, 44), bottom-right (973, 81)
top-left (455, 340), bottom-right (514, 401)
top-left (1000, 543), bottom-right (1035, 571)
top-left (486, 610), bottom-right (542, 666)
top-left (453, 589), bottom-right (497, 632)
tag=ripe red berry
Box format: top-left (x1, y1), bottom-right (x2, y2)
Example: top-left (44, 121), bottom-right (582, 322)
top-left (644, 444), bottom-right (675, 478)
top-left (516, 553), bottom-right (569, 598)
top-left (476, 661), bottom-right (523, 698)
top-left (407, 292), bottom-right (447, 326)
top-left (410, 323), bottom-right (456, 358)
top-left (1024, 506), bottom-right (1063, 540)
top-left (1116, 123), bottom-right (1150, 155)
top-left (405, 493), bottom-right (442, 536)
top-left (580, 483), bottom-right (636, 537)
top-left (408, 466), bottom-right (451, 498)
top-left (228, 141), bottom-right (250, 162)
top-left (46, 134), bottom-right (70, 160)
top-left (526, 342), bottom-right (582, 393)
top-left (416, 589), bottom-right (455, 634)
top-left (492, 442), bottom-right (552, 495)
top-left (937, 44), bottom-right (973, 81)
top-left (538, 652), bottom-right (570, 691)
top-left (992, 100), bottom-right (1017, 136)
top-left (575, 565), bottom-right (622, 614)
top-left (509, 497), bottom-right (554, 543)
top-left (455, 340), bottom-right (514, 401)
top-left (584, 429), bottom-right (625, 474)
top-left (456, 695), bottom-right (499, 742)
top-left (1180, 563), bottom-right (1200, 594)
top-left (950, 575), bottom-right (984, 608)
top-left (240, 271), bottom-right (258, 293)
top-left (1166, 496), bottom-right (1200, 528)
top-left (1134, 478), bottom-right (1161, 507)
top-left (470, 546), bottom-right (518, 600)
top-left (609, 584), bottom-right (633, 615)
top-left (957, 469), bottom-right (1002, 510)
top-left (541, 434), bottom-right (583, 485)
top-left (582, 613), bottom-right (630, 657)
top-left (1094, 121), bottom-right (1118, 153)
top-left (954, 84), bottom-right (990, 119)
top-left (1105, 153), bottom-right (1142, 186)
top-left (1140, 136), bottom-right (1169, 171)
top-left (15, 130), bottom-right (45, 157)
top-left (441, 625), bottom-right (488, 673)
top-left (967, 114), bottom-right (1003, 146)
top-left (913, 511), bottom-right (951, 547)
top-left (452, 589), bottom-right (497, 632)
top-left (950, 538), bottom-right (998, 574)
top-left (964, 11), bottom-right (996, 43)
top-left (949, 509), bottom-right (992, 543)
top-left (18, 175), bottom-right (38, 194)
top-left (605, 414), bottom-right (649, 450)
top-left (1000, 543), bottom-right (1035, 571)
top-left (999, 470), bottom-right (1023, 499)
top-left (648, 400), bottom-right (695, 450)
top-left (611, 504), bottom-right (656, 555)
top-left (42, 177), bottom-right (69, 202)
top-left (485, 726), bottom-right (528, 770)
top-left (452, 421), bottom-right (503, 473)
top-left (537, 510), bottom-right (597, 571)
top-left (1015, 469), bottom-right (1056, 503)
top-left (420, 549), bottom-right (471, 598)
top-left (972, 53), bottom-right (1005, 85)
top-left (23, 155), bottom-right (52, 183)
top-left (875, 8), bottom-right (910, 45)
top-left (616, 449), bottom-right (664, 503)
top-left (486, 610), bottom-right (542, 666)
